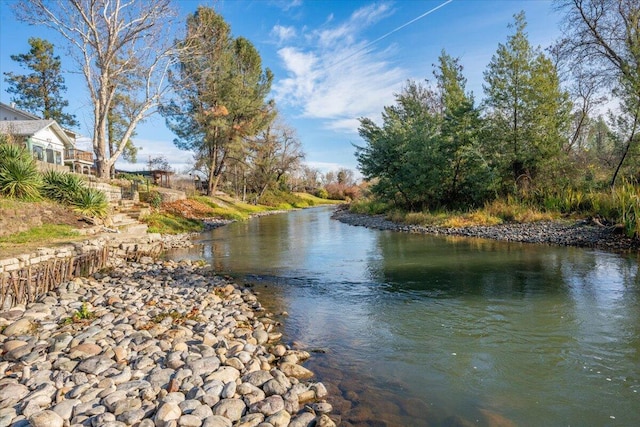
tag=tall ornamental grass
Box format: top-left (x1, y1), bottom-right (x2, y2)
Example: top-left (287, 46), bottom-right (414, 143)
top-left (0, 139), bottom-right (42, 200)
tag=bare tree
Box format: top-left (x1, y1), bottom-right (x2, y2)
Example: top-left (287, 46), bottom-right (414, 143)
top-left (247, 119), bottom-right (304, 203)
top-left (555, 0), bottom-right (640, 185)
top-left (14, 0), bottom-right (178, 178)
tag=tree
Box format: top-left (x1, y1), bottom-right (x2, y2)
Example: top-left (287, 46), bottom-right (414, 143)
top-left (555, 0), bottom-right (640, 186)
top-left (246, 118), bottom-right (304, 203)
top-left (161, 6), bottom-right (274, 195)
top-left (4, 37), bottom-right (77, 128)
top-left (356, 80), bottom-right (443, 210)
top-left (483, 12), bottom-right (571, 194)
top-left (357, 52), bottom-right (491, 210)
top-left (435, 51), bottom-right (492, 206)
top-left (296, 165), bottom-right (322, 193)
top-left (148, 155), bottom-right (172, 172)
top-left (107, 92), bottom-right (139, 171)
top-left (14, 0), bottom-right (178, 178)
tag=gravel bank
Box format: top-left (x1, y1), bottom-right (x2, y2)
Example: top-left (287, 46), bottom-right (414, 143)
top-left (332, 206), bottom-right (640, 252)
top-left (0, 258), bottom-right (336, 427)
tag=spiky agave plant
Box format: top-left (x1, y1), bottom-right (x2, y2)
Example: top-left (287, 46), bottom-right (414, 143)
top-left (41, 170), bottom-right (86, 204)
top-left (71, 187), bottom-right (108, 218)
top-left (0, 141), bottom-right (42, 200)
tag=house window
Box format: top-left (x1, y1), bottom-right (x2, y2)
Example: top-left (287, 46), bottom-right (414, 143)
top-left (46, 148), bottom-right (55, 164)
top-left (55, 151), bottom-right (62, 165)
top-left (32, 145), bottom-right (44, 161)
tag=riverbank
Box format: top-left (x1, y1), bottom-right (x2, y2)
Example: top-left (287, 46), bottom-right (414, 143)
top-left (0, 257), bottom-right (337, 427)
top-left (332, 205), bottom-right (640, 252)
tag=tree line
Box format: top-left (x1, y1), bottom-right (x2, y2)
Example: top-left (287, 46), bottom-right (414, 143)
top-left (4, 1), bottom-right (326, 204)
top-left (357, 1), bottom-right (640, 212)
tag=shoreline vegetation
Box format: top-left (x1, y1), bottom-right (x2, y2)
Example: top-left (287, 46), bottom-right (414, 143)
top-left (135, 193), bottom-right (340, 236)
top-left (0, 192), bottom-right (340, 259)
top-left (333, 204), bottom-right (640, 252)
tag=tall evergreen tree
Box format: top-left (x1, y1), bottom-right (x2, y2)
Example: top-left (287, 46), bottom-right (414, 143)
top-left (357, 53), bottom-right (490, 210)
top-left (4, 37), bottom-right (77, 128)
top-left (357, 80), bottom-right (443, 210)
top-left (435, 51), bottom-right (491, 206)
top-left (483, 12), bottom-right (571, 194)
top-left (161, 6), bottom-right (274, 195)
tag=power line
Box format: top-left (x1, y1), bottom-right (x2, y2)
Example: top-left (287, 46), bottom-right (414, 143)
top-left (326, 0), bottom-right (454, 70)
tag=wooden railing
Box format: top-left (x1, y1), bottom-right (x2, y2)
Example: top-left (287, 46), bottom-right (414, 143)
top-left (64, 148), bottom-right (93, 163)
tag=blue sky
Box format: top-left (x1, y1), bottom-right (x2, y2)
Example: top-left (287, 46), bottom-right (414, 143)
top-left (0, 0), bottom-right (562, 175)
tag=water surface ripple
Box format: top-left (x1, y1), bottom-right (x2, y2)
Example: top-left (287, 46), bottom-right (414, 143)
top-left (169, 206), bottom-right (640, 426)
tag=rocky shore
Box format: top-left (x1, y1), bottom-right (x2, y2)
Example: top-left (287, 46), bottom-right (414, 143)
top-left (0, 258), bottom-right (336, 427)
top-left (332, 205), bottom-right (640, 252)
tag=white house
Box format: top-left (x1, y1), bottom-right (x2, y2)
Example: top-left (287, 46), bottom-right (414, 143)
top-left (0, 102), bottom-right (93, 175)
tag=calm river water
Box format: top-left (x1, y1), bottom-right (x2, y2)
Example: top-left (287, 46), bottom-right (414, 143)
top-left (168, 206), bottom-right (640, 426)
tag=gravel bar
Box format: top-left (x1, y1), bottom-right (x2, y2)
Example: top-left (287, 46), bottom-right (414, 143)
top-left (332, 205), bottom-right (640, 252)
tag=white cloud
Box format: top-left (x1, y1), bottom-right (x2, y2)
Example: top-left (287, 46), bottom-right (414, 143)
top-left (273, 1), bottom-right (403, 134)
top-left (271, 25), bottom-right (297, 43)
top-left (324, 118), bottom-right (362, 134)
top-left (304, 161), bottom-right (351, 174)
top-left (271, 0), bottom-right (303, 12)
top-left (350, 2), bottom-right (392, 26)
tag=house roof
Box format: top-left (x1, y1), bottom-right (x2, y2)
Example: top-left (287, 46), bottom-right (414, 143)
top-left (0, 120), bottom-right (56, 136)
top-left (0, 102), bottom-right (79, 140)
top-left (0, 119), bottom-right (75, 148)
top-left (0, 102), bottom-right (41, 120)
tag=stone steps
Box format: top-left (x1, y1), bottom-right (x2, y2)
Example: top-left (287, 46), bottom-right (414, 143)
top-left (107, 200), bottom-right (151, 235)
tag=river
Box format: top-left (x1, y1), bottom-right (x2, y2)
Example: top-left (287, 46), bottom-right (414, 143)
top-left (168, 206), bottom-right (640, 426)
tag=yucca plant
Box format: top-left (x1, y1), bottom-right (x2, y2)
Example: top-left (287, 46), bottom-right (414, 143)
top-left (0, 141), bottom-right (42, 200)
top-left (41, 170), bottom-right (85, 204)
top-left (71, 187), bottom-right (108, 218)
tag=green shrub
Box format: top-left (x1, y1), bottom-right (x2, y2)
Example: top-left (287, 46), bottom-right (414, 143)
top-left (315, 188), bottom-right (329, 199)
top-left (41, 170), bottom-right (85, 204)
top-left (146, 191), bottom-right (162, 208)
top-left (349, 198), bottom-right (389, 215)
top-left (0, 142), bottom-right (41, 200)
top-left (71, 187), bottom-right (108, 218)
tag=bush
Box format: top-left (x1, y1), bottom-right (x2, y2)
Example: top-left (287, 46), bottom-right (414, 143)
top-left (324, 183), bottom-right (361, 201)
top-left (315, 188), bottom-right (329, 199)
top-left (349, 198), bottom-right (389, 215)
top-left (0, 140), bottom-right (42, 200)
top-left (41, 170), bottom-right (85, 204)
top-left (147, 191), bottom-right (162, 209)
top-left (71, 187), bottom-right (108, 218)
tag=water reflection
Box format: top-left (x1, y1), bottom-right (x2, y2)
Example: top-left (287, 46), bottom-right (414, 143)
top-left (169, 207), bottom-right (640, 426)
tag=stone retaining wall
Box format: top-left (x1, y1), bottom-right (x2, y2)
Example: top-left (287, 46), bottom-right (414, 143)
top-left (0, 233), bottom-right (165, 274)
top-left (0, 233), bottom-right (168, 310)
top-left (87, 182), bottom-right (123, 202)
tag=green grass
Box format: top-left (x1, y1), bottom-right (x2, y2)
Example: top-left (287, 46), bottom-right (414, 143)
top-left (351, 196), bottom-right (557, 228)
top-left (294, 192), bottom-right (342, 205)
top-left (192, 196), bottom-right (254, 220)
top-left (350, 198), bottom-right (390, 215)
top-left (143, 212), bottom-right (204, 234)
top-left (0, 197), bottom-right (29, 209)
top-left (0, 224), bottom-right (78, 245)
top-left (194, 192), bottom-right (335, 219)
